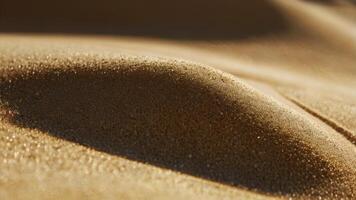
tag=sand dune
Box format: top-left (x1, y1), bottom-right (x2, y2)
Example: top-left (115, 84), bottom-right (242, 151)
top-left (0, 0), bottom-right (289, 39)
top-left (0, 0), bottom-right (356, 200)
top-left (0, 36), bottom-right (355, 199)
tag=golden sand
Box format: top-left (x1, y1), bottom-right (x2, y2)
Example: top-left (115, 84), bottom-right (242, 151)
top-left (0, 0), bottom-right (355, 200)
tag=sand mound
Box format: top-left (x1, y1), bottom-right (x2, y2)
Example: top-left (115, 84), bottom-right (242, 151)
top-left (0, 53), bottom-right (355, 198)
top-left (1, 0), bottom-right (356, 198)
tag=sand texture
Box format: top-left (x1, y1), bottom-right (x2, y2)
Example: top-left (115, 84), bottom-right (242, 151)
top-left (0, 0), bottom-right (355, 199)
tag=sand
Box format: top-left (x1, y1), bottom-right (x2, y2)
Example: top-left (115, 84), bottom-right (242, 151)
top-left (0, 0), bottom-right (355, 200)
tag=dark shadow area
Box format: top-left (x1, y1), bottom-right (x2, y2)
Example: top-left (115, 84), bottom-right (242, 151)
top-left (0, 66), bottom-right (335, 196)
top-left (0, 0), bottom-right (290, 39)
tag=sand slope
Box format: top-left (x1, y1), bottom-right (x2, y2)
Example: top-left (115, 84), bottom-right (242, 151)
top-left (0, 0), bottom-right (356, 200)
top-left (0, 36), bottom-right (355, 199)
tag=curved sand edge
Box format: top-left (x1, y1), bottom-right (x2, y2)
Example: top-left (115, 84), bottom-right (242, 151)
top-left (0, 42), bottom-right (355, 199)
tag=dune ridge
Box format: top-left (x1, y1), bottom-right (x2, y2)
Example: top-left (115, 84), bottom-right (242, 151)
top-left (282, 94), bottom-right (356, 145)
top-left (0, 46), bottom-right (355, 199)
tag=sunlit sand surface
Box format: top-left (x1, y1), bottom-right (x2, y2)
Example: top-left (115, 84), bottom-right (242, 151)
top-left (0, 0), bottom-right (355, 199)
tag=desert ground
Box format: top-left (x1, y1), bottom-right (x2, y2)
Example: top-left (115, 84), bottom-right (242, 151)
top-left (0, 0), bottom-right (355, 199)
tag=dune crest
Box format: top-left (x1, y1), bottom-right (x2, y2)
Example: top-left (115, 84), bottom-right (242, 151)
top-left (0, 55), bottom-right (355, 199)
